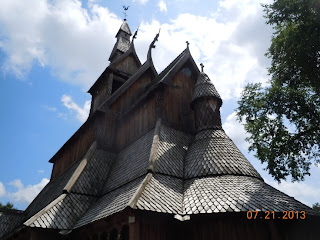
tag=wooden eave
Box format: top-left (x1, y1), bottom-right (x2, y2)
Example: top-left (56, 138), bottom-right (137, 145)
top-left (48, 110), bottom-right (103, 164)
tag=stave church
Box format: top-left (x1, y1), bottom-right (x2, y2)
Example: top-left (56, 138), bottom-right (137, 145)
top-left (1, 17), bottom-right (319, 240)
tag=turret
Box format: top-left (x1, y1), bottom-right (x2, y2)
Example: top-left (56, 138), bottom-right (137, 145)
top-left (190, 66), bottom-right (222, 132)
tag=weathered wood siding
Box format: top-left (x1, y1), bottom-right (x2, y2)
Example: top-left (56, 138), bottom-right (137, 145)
top-left (111, 70), bottom-right (153, 115)
top-left (163, 67), bottom-right (195, 132)
top-left (116, 96), bottom-right (156, 149)
top-left (91, 73), bottom-right (113, 114)
top-left (51, 125), bottom-right (94, 179)
top-left (115, 55), bottom-right (140, 75)
top-left (94, 112), bottom-right (116, 151)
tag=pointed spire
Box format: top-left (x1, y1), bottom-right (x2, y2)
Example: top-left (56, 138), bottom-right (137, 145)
top-left (147, 29), bottom-right (161, 60)
top-left (109, 19), bottom-right (132, 62)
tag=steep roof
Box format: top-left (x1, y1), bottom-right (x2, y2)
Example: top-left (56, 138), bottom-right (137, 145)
top-left (19, 121), bottom-right (319, 232)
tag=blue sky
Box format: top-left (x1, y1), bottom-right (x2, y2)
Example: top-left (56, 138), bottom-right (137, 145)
top-left (0, 0), bottom-right (319, 210)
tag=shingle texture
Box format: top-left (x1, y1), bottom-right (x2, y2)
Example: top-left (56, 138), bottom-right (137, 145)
top-left (119, 20), bottom-right (131, 35)
top-left (27, 194), bottom-right (96, 230)
top-left (71, 150), bottom-right (116, 196)
top-left (183, 176), bottom-right (318, 215)
top-left (102, 129), bottom-right (154, 193)
top-left (74, 176), bottom-right (145, 228)
top-left (0, 211), bottom-right (25, 239)
top-left (191, 72), bottom-right (221, 103)
top-left (116, 37), bottom-right (130, 53)
top-left (154, 125), bottom-right (192, 178)
top-left (25, 160), bottom-right (81, 218)
top-left (135, 174), bottom-right (318, 216)
top-left (136, 174), bottom-right (183, 214)
top-left (184, 129), bottom-right (262, 179)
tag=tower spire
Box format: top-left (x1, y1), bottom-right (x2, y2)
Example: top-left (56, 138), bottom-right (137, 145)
top-left (108, 18), bottom-right (132, 62)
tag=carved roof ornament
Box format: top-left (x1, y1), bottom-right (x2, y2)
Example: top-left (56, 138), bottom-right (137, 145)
top-left (186, 41), bottom-right (190, 48)
top-left (147, 28), bottom-right (161, 60)
top-left (132, 26), bottom-right (139, 43)
top-left (123, 5), bottom-right (129, 20)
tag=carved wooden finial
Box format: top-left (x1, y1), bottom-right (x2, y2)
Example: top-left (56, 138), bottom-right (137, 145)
top-left (133, 26), bottom-right (139, 40)
top-left (186, 41), bottom-right (190, 48)
top-left (200, 63), bottom-right (204, 72)
top-left (123, 5), bottom-right (130, 20)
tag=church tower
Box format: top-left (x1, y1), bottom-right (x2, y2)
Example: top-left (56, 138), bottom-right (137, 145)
top-left (1, 18), bottom-right (319, 240)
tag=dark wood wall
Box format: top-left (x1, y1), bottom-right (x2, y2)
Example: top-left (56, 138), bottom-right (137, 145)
top-left (115, 55), bottom-right (140, 75)
top-left (51, 125), bottom-right (94, 179)
top-left (163, 66), bottom-right (195, 132)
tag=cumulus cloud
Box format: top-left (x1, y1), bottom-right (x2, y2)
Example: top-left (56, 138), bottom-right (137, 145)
top-left (0, 0), bottom-right (121, 89)
top-left (266, 180), bottom-right (320, 207)
top-left (61, 94), bottom-right (91, 122)
top-left (6, 178), bottom-right (49, 204)
top-left (135, 0), bottom-right (272, 100)
top-left (0, 182), bottom-right (5, 197)
top-left (158, 0), bottom-right (167, 12)
top-left (0, 0), bottom-right (272, 99)
top-left (223, 112), bottom-right (250, 150)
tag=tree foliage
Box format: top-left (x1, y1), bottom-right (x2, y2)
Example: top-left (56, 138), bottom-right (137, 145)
top-left (0, 202), bottom-right (15, 210)
top-left (237, 0), bottom-right (320, 182)
top-left (313, 202), bottom-right (320, 212)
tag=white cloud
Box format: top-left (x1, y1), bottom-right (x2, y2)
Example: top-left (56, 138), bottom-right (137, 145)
top-left (0, 0), bottom-right (272, 99)
top-left (134, 0), bottom-right (272, 100)
top-left (158, 0), bottom-right (167, 12)
top-left (266, 180), bottom-right (320, 207)
top-left (7, 178), bottom-right (49, 204)
top-left (38, 170), bottom-right (45, 174)
top-left (0, 0), bottom-right (121, 89)
top-left (42, 105), bottom-right (57, 112)
top-left (223, 112), bottom-right (250, 150)
top-left (61, 94), bottom-right (90, 122)
top-left (0, 182), bottom-right (5, 197)
top-left (133, 0), bottom-right (149, 5)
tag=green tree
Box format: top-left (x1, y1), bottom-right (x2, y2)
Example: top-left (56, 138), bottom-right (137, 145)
top-left (313, 202), bottom-right (320, 212)
top-left (0, 202), bottom-right (14, 210)
top-left (237, 0), bottom-right (320, 182)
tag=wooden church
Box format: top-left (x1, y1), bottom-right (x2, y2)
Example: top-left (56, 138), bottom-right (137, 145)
top-left (1, 19), bottom-right (319, 240)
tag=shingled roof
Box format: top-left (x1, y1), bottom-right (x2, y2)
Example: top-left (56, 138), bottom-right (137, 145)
top-left (2, 19), bottom-right (319, 240)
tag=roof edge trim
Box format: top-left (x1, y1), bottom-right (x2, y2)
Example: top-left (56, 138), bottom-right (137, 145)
top-left (128, 173), bottom-right (153, 209)
top-left (64, 142), bottom-right (97, 192)
top-left (24, 193), bottom-right (67, 226)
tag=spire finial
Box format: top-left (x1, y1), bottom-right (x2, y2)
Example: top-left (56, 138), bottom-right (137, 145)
top-left (186, 41), bottom-right (190, 48)
top-left (123, 5), bottom-right (130, 20)
top-left (200, 63), bottom-right (204, 72)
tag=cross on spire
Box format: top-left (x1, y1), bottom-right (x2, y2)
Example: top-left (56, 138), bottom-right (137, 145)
top-left (186, 41), bottom-right (190, 48)
top-left (200, 63), bottom-right (204, 72)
